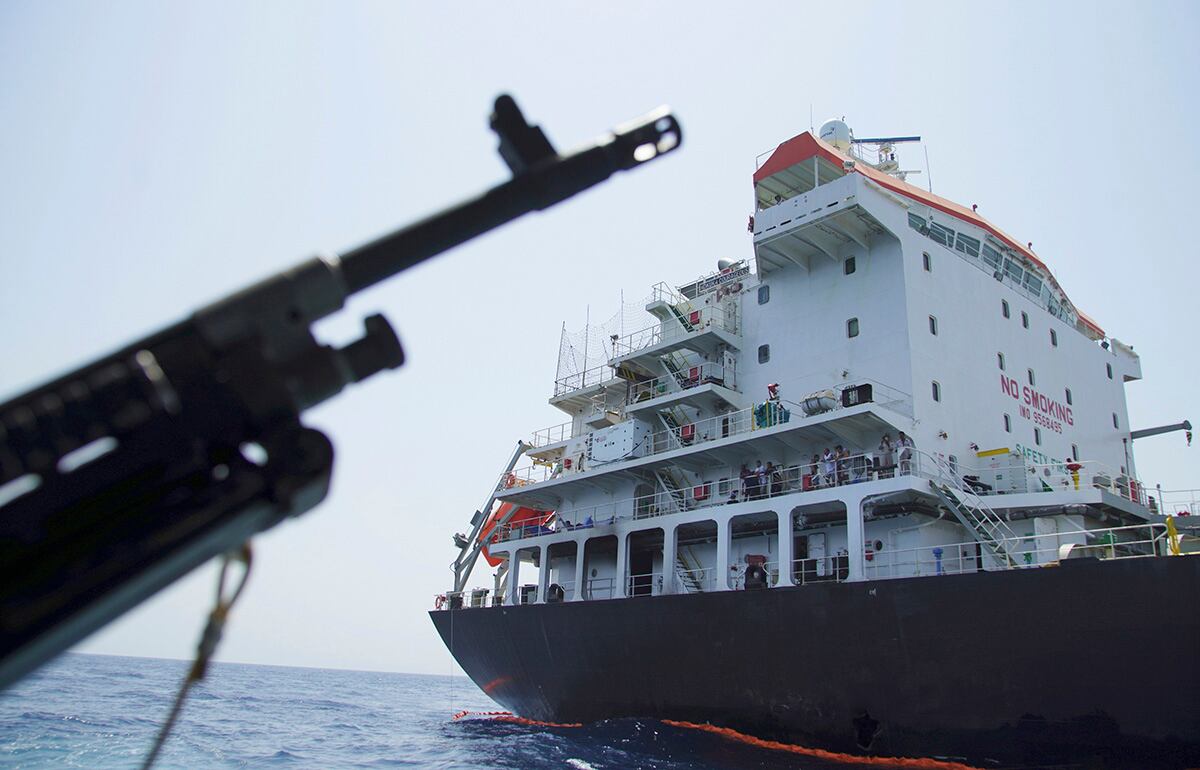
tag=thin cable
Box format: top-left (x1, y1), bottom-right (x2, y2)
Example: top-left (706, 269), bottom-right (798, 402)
top-left (140, 543), bottom-right (253, 770)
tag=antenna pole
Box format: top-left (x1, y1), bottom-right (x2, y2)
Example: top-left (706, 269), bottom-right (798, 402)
top-left (924, 145), bottom-right (933, 193)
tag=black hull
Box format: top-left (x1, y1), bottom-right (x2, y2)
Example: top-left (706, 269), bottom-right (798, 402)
top-left (432, 556), bottom-right (1200, 768)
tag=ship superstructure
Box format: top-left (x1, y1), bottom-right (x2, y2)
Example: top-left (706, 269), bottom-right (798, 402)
top-left (432, 121), bottom-right (1199, 766)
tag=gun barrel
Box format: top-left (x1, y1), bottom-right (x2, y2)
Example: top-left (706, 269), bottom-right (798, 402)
top-left (339, 106), bottom-right (680, 294)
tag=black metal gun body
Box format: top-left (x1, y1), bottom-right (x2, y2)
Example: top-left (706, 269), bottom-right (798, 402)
top-left (0, 96), bottom-right (681, 689)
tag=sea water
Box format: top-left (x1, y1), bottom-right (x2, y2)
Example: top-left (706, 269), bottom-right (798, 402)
top-left (0, 653), bottom-right (867, 769)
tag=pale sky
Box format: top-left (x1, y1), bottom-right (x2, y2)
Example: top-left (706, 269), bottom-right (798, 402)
top-left (2, 1), bottom-right (1197, 678)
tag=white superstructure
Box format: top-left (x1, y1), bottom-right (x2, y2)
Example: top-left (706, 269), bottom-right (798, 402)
top-left (443, 122), bottom-right (1193, 611)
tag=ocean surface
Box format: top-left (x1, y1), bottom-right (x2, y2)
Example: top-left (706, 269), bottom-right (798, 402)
top-left (0, 653), bottom-right (887, 770)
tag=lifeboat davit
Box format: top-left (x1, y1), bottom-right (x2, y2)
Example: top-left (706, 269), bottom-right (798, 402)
top-left (479, 503), bottom-right (554, 566)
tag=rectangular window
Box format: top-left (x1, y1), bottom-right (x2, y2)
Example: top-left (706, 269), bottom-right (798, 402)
top-left (758, 284), bottom-right (770, 305)
top-left (922, 252), bottom-right (932, 272)
top-left (1034, 427), bottom-right (1042, 446)
top-left (1050, 328), bottom-right (1058, 347)
top-left (1021, 311), bottom-right (1029, 329)
top-left (1027, 368), bottom-right (1035, 386)
top-left (844, 256), bottom-right (856, 275)
top-left (1004, 414), bottom-right (1012, 433)
top-left (982, 243), bottom-right (1003, 271)
top-left (1071, 444), bottom-right (1079, 461)
top-left (847, 318), bottom-right (860, 338)
top-left (954, 232), bottom-right (981, 258)
top-left (1002, 299), bottom-right (1010, 319)
top-left (1065, 387), bottom-right (1073, 405)
top-left (929, 315), bottom-right (938, 336)
top-left (1004, 259), bottom-right (1024, 284)
top-left (717, 477), bottom-right (731, 495)
top-left (907, 212), bottom-right (927, 232)
top-left (1023, 271), bottom-right (1043, 296)
top-left (998, 352), bottom-right (1006, 370)
top-left (928, 221), bottom-right (955, 247)
top-left (758, 344), bottom-right (770, 364)
top-left (1106, 362), bottom-right (1113, 379)
top-left (932, 381), bottom-right (941, 402)
top-left (1113, 413), bottom-right (1119, 429)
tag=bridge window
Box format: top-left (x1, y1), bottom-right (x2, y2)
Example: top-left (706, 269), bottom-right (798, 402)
top-left (847, 318), bottom-right (860, 338)
top-left (1023, 272), bottom-right (1043, 296)
top-left (1004, 259), bottom-right (1024, 285)
top-left (758, 344), bottom-right (770, 364)
top-left (982, 243), bottom-right (1003, 272)
top-left (928, 222), bottom-right (955, 248)
top-left (908, 212), bottom-right (928, 232)
top-left (758, 284), bottom-right (770, 305)
top-left (954, 232), bottom-right (980, 259)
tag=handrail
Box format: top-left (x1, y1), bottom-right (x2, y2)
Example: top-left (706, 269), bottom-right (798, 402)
top-left (530, 420), bottom-right (575, 448)
top-left (630, 361), bottom-right (737, 402)
top-left (553, 361), bottom-right (620, 397)
top-left (863, 522), bottom-right (1168, 580)
top-left (611, 304), bottom-right (740, 358)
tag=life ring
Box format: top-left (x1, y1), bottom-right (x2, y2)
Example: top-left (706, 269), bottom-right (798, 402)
top-left (434, 594), bottom-right (446, 610)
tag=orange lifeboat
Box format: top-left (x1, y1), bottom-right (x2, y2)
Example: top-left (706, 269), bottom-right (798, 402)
top-left (478, 503), bottom-right (554, 566)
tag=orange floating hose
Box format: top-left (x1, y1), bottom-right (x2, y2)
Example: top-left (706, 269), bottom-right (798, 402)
top-left (661, 720), bottom-right (986, 770)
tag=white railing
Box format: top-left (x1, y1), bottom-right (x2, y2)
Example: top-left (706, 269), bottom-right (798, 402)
top-left (584, 576), bottom-right (616, 600)
top-left (514, 379), bottom-right (913, 485)
top-left (651, 281), bottom-right (686, 306)
top-left (553, 362), bottom-right (619, 397)
top-left (1157, 488), bottom-right (1200, 517)
top-left (530, 420), bottom-right (574, 448)
top-left (611, 304), bottom-right (740, 358)
top-left (863, 522), bottom-right (1168, 581)
top-left (675, 566), bottom-right (716, 593)
top-left (626, 571), bottom-right (663, 596)
top-left (630, 361), bottom-right (737, 403)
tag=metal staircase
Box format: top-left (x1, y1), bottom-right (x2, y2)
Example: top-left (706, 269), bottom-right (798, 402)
top-left (665, 301), bottom-right (696, 333)
top-left (656, 405), bottom-right (694, 449)
top-left (661, 351), bottom-right (693, 388)
top-left (654, 467), bottom-right (691, 514)
top-left (675, 546), bottom-right (704, 593)
top-left (926, 458), bottom-right (1020, 568)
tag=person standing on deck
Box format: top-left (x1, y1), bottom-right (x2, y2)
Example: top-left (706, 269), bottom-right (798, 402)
top-left (897, 431), bottom-right (915, 475)
top-left (878, 434), bottom-right (895, 479)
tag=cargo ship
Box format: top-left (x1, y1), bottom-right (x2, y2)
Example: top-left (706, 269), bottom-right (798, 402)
top-left (430, 120), bottom-right (1199, 767)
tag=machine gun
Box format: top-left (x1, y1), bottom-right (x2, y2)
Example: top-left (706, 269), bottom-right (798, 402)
top-left (0, 95), bottom-right (681, 689)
